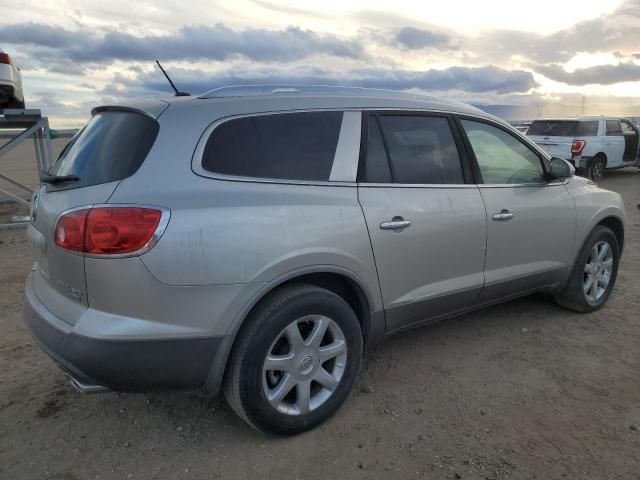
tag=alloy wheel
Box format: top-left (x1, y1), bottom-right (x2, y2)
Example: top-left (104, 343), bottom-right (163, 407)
top-left (262, 315), bottom-right (347, 415)
top-left (591, 162), bottom-right (604, 181)
top-left (583, 240), bottom-right (613, 302)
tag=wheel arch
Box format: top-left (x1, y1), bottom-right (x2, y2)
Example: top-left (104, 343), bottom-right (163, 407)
top-left (202, 266), bottom-right (382, 396)
top-left (597, 215), bottom-right (624, 252)
top-left (594, 152), bottom-right (608, 166)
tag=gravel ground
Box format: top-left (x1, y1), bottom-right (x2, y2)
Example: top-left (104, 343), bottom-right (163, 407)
top-left (1, 168), bottom-right (639, 480)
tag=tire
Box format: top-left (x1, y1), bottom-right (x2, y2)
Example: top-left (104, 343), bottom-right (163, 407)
top-left (587, 155), bottom-right (606, 181)
top-left (555, 225), bottom-right (620, 313)
top-left (223, 283), bottom-right (363, 435)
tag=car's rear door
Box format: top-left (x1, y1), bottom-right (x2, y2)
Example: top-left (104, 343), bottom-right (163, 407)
top-left (357, 112), bottom-right (487, 332)
top-left (457, 117), bottom-right (576, 302)
top-left (604, 120), bottom-right (626, 167)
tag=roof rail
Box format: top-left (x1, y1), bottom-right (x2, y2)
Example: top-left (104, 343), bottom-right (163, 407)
top-left (198, 84), bottom-right (432, 100)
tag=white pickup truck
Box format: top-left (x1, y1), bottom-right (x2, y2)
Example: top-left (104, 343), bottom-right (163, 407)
top-left (527, 117), bottom-right (640, 180)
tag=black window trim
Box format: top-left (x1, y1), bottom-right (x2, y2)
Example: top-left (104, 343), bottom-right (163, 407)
top-left (192, 109), bottom-right (357, 187)
top-left (357, 110), bottom-right (475, 187)
top-left (452, 113), bottom-right (563, 187)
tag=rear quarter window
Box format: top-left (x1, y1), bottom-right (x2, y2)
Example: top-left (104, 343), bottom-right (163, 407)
top-left (47, 111), bottom-right (159, 190)
top-left (201, 111), bottom-right (343, 181)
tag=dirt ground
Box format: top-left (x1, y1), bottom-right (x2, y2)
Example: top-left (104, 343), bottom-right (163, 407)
top-left (0, 163), bottom-right (639, 479)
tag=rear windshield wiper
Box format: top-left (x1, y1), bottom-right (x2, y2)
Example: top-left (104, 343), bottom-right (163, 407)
top-left (40, 171), bottom-right (79, 184)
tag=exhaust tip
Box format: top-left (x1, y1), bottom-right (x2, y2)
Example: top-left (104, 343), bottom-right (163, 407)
top-left (68, 375), bottom-right (110, 394)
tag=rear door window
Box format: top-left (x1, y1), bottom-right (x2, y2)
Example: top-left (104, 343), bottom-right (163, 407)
top-left (201, 111), bottom-right (343, 181)
top-left (47, 111), bottom-right (159, 190)
top-left (606, 120), bottom-right (622, 136)
top-left (362, 115), bottom-right (464, 184)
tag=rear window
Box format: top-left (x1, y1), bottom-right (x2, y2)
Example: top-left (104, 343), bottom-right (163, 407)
top-left (201, 111), bottom-right (343, 181)
top-left (527, 120), bottom-right (598, 137)
top-left (48, 111), bottom-right (158, 190)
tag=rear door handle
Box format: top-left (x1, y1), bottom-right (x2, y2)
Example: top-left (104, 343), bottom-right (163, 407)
top-left (492, 210), bottom-right (514, 221)
top-left (380, 217), bottom-right (411, 231)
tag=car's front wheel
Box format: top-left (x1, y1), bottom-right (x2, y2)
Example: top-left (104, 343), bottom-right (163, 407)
top-left (555, 225), bottom-right (620, 312)
top-left (223, 284), bottom-right (363, 435)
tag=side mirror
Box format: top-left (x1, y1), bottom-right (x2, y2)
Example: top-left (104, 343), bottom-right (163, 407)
top-left (548, 157), bottom-right (574, 179)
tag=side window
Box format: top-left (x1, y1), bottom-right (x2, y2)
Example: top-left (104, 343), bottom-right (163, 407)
top-left (461, 119), bottom-right (545, 185)
top-left (201, 111), bottom-right (343, 181)
top-left (621, 120), bottom-right (636, 135)
top-left (576, 121), bottom-right (598, 136)
top-left (606, 120), bottom-right (622, 136)
top-left (363, 118), bottom-right (392, 183)
top-left (363, 115), bottom-right (464, 184)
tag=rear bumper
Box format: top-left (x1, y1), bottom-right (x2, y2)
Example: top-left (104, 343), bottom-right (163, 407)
top-left (24, 272), bottom-right (224, 391)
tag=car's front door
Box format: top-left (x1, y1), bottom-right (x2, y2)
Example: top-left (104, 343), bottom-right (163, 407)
top-left (458, 118), bottom-right (577, 303)
top-left (357, 113), bottom-right (487, 332)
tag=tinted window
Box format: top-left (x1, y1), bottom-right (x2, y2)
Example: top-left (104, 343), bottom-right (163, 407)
top-left (527, 120), bottom-right (598, 137)
top-left (577, 121), bottom-right (599, 136)
top-left (202, 112), bottom-right (343, 181)
top-left (462, 120), bottom-right (545, 184)
top-left (48, 111), bottom-right (158, 190)
top-left (606, 120), bottom-right (622, 136)
top-left (528, 120), bottom-right (577, 136)
top-left (363, 118), bottom-right (392, 183)
top-left (366, 115), bottom-right (463, 184)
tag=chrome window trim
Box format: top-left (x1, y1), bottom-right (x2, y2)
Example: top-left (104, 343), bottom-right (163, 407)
top-left (192, 109), bottom-right (358, 186)
top-left (191, 106), bottom-right (557, 188)
top-left (478, 179), bottom-right (568, 188)
top-left (357, 183), bottom-right (478, 189)
top-left (52, 204), bottom-right (171, 259)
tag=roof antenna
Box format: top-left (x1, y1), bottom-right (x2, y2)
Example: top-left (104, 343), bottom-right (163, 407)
top-left (155, 60), bottom-right (190, 96)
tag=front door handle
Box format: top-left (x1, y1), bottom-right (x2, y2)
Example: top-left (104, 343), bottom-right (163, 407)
top-left (492, 209), bottom-right (514, 221)
top-left (380, 216), bottom-right (411, 231)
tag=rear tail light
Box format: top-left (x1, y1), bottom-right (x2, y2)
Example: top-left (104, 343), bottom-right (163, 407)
top-left (571, 139), bottom-right (586, 155)
top-left (0, 53), bottom-right (11, 65)
top-left (54, 206), bottom-right (168, 255)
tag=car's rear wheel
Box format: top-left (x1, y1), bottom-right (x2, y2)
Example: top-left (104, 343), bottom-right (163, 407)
top-left (223, 283), bottom-right (363, 435)
top-left (555, 225), bottom-right (620, 312)
top-left (587, 155), bottom-right (606, 181)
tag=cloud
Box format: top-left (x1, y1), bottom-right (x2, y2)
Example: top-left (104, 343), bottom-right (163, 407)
top-left (393, 26), bottom-right (452, 50)
top-left (116, 64), bottom-right (536, 96)
top-left (476, 0), bottom-right (640, 64)
top-left (535, 62), bottom-right (640, 85)
top-left (0, 22), bottom-right (365, 66)
top-left (0, 21), bottom-right (76, 48)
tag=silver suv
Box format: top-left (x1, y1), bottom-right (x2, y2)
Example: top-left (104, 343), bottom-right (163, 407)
top-left (24, 86), bottom-right (626, 435)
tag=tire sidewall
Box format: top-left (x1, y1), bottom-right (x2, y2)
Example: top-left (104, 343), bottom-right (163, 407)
top-left (238, 290), bottom-right (363, 435)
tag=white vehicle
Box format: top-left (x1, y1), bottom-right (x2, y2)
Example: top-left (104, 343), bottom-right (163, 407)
top-left (527, 117), bottom-right (640, 180)
top-left (0, 50), bottom-right (25, 109)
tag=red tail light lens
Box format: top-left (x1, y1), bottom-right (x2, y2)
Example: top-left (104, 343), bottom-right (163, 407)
top-left (0, 53), bottom-right (11, 65)
top-left (55, 209), bottom-right (90, 252)
top-left (571, 139), bottom-right (586, 155)
top-left (55, 207), bottom-right (166, 255)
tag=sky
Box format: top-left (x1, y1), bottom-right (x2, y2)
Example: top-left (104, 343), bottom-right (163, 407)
top-left (1, 0), bottom-right (639, 127)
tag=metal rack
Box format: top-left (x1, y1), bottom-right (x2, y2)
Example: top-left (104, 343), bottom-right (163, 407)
top-left (0, 109), bottom-right (53, 230)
